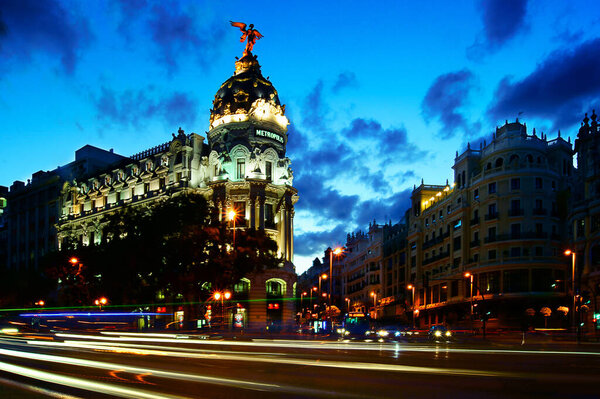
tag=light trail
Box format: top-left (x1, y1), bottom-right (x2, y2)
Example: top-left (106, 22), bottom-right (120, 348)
top-left (0, 360), bottom-right (189, 399)
top-left (0, 375), bottom-right (84, 399)
top-left (23, 339), bottom-right (518, 378)
top-left (0, 346), bottom-right (353, 398)
top-left (55, 332), bottom-right (600, 357)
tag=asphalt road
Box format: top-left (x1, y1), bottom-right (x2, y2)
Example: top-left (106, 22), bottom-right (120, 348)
top-left (1, 331), bottom-right (599, 398)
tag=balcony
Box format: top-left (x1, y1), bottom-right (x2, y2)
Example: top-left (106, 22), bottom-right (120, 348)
top-left (485, 212), bottom-right (499, 221)
top-left (533, 208), bottom-right (547, 216)
top-left (508, 209), bottom-right (524, 217)
top-left (470, 217), bottom-right (480, 226)
top-left (470, 239), bottom-right (480, 248)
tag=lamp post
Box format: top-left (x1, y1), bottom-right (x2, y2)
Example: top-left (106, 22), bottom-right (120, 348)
top-left (318, 274), bottom-right (328, 300)
top-left (328, 247), bottom-right (343, 317)
top-left (310, 287), bottom-right (317, 312)
top-left (214, 292), bottom-right (224, 327)
top-left (301, 291), bottom-right (307, 314)
top-left (464, 272), bottom-right (474, 330)
top-left (345, 298), bottom-right (351, 313)
top-left (228, 209), bottom-right (237, 248)
top-left (564, 249), bottom-right (578, 341)
top-left (370, 291), bottom-right (377, 319)
top-left (94, 297), bottom-right (107, 311)
top-left (407, 284), bottom-right (416, 328)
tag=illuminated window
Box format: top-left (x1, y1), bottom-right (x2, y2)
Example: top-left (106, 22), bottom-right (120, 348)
top-left (236, 159), bottom-right (245, 179)
top-left (265, 161), bottom-right (272, 180)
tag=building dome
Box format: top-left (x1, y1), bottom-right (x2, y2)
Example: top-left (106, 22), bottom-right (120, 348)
top-left (209, 53), bottom-right (284, 128)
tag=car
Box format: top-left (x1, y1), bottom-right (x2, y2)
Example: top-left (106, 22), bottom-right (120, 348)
top-left (428, 325), bottom-right (453, 342)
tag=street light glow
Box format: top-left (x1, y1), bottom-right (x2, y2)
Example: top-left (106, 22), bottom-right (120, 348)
top-left (69, 257), bottom-right (79, 264)
top-left (407, 284), bottom-right (413, 290)
top-left (99, 297), bottom-right (107, 305)
top-left (333, 247), bottom-right (343, 255)
top-left (224, 291), bottom-right (231, 300)
top-left (321, 274), bottom-right (328, 280)
top-left (214, 292), bottom-right (222, 300)
top-left (227, 209), bottom-right (236, 221)
top-left (564, 249), bottom-right (572, 256)
top-left (464, 272), bottom-right (471, 278)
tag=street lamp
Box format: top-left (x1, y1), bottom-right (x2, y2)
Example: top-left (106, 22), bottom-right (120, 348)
top-left (328, 247), bottom-right (343, 316)
top-left (310, 286), bottom-right (317, 310)
top-left (370, 291), bottom-right (377, 319)
top-left (318, 273), bottom-right (328, 297)
top-left (228, 209), bottom-right (237, 247)
top-left (94, 297), bottom-right (108, 311)
top-left (345, 298), bottom-right (351, 313)
top-left (301, 292), bottom-right (307, 314)
top-left (407, 284), bottom-right (416, 328)
top-left (214, 291), bottom-right (225, 327)
top-left (464, 272), bottom-right (474, 329)
top-left (564, 249), bottom-right (578, 340)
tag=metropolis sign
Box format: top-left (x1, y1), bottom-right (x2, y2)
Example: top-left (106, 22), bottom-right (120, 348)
top-left (255, 129), bottom-right (284, 143)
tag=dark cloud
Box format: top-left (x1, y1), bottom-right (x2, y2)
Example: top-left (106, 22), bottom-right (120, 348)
top-left (294, 173), bottom-right (359, 222)
top-left (294, 225), bottom-right (349, 256)
top-left (95, 86), bottom-right (198, 128)
top-left (0, 0), bottom-right (91, 74)
top-left (147, 4), bottom-right (225, 74)
top-left (467, 0), bottom-right (528, 58)
top-left (421, 69), bottom-right (479, 139)
top-left (487, 37), bottom-right (600, 130)
top-left (354, 189), bottom-right (412, 227)
top-left (332, 71), bottom-right (358, 93)
top-left (301, 81), bottom-right (328, 131)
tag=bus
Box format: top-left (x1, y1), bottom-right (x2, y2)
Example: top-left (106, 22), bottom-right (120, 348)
top-left (338, 312), bottom-right (371, 338)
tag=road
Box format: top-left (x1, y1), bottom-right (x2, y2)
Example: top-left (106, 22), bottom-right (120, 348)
top-left (1, 330), bottom-right (599, 398)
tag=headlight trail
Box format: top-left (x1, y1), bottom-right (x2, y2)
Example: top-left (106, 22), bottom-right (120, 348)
top-left (18, 340), bottom-right (517, 378)
top-left (0, 346), bottom-right (355, 398)
top-left (0, 359), bottom-right (189, 399)
top-left (54, 332), bottom-right (600, 357)
top-left (0, 375), bottom-right (84, 399)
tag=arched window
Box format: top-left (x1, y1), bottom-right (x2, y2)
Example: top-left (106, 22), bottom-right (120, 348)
top-left (526, 154), bottom-right (533, 163)
top-left (495, 158), bottom-right (504, 168)
top-left (509, 154), bottom-right (519, 163)
top-left (486, 162), bottom-right (492, 170)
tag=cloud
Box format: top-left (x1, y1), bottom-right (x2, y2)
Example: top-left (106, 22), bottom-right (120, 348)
top-left (0, 0), bottom-right (92, 74)
top-left (293, 173), bottom-right (360, 222)
top-left (421, 70), bottom-right (479, 139)
top-left (301, 81), bottom-right (328, 131)
top-left (332, 71), bottom-right (358, 93)
top-left (354, 189), bottom-right (412, 227)
top-left (95, 86), bottom-right (198, 128)
top-left (487, 37), bottom-right (600, 130)
top-left (294, 225), bottom-right (349, 257)
top-left (147, 4), bottom-right (225, 74)
top-left (467, 0), bottom-right (528, 58)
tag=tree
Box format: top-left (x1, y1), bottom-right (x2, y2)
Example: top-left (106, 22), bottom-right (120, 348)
top-left (40, 192), bottom-right (282, 314)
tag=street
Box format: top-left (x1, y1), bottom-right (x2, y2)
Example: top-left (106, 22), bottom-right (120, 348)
top-left (1, 330), bottom-right (599, 398)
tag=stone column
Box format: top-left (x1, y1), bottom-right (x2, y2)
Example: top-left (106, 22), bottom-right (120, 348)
top-left (250, 197), bottom-right (256, 229)
top-left (258, 196), bottom-right (265, 230)
top-left (248, 274), bottom-right (266, 331)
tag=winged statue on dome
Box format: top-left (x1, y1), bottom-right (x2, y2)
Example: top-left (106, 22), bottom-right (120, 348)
top-left (230, 21), bottom-right (263, 57)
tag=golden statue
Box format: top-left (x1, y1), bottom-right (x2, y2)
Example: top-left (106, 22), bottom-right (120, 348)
top-left (230, 21), bottom-right (263, 57)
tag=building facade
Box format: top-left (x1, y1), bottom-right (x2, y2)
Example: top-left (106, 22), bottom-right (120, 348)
top-left (570, 111), bottom-right (600, 329)
top-left (56, 53), bottom-right (298, 330)
top-left (1, 146), bottom-right (126, 272)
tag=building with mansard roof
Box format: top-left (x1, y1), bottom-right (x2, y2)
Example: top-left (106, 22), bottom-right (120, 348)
top-left (56, 52), bottom-right (298, 330)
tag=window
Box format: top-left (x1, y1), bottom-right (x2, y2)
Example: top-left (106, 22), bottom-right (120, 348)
top-left (488, 203), bottom-right (497, 217)
top-left (503, 269), bottom-right (528, 293)
top-left (474, 189), bottom-right (479, 200)
top-left (453, 219), bottom-right (462, 230)
top-left (144, 182), bottom-right (150, 193)
top-left (265, 161), bottom-right (273, 180)
top-left (535, 247), bottom-right (543, 257)
top-left (535, 223), bottom-right (543, 235)
top-left (510, 247), bottom-right (521, 257)
top-left (535, 177), bottom-right (543, 189)
top-left (511, 199), bottom-right (520, 214)
top-left (234, 201), bottom-right (246, 219)
top-left (552, 180), bottom-right (556, 191)
top-left (265, 203), bottom-right (274, 226)
top-left (488, 250), bottom-right (496, 260)
top-left (511, 178), bottom-right (520, 190)
top-left (450, 281), bottom-right (458, 297)
top-left (488, 182), bottom-right (496, 194)
top-left (236, 159), bottom-right (245, 179)
top-left (511, 223), bottom-right (521, 239)
top-left (535, 199), bottom-right (543, 210)
top-left (488, 226), bottom-right (496, 241)
top-left (453, 236), bottom-right (461, 250)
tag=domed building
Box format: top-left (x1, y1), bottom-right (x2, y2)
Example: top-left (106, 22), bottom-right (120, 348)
top-left (57, 52), bottom-right (299, 331)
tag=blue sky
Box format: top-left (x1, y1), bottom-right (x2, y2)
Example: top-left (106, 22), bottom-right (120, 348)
top-left (1, 0), bottom-right (599, 273)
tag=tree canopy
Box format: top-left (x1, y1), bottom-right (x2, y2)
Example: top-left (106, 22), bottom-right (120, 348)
top-left (40, 192), bottom-right (281, 309)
